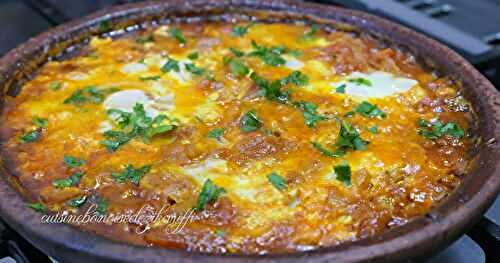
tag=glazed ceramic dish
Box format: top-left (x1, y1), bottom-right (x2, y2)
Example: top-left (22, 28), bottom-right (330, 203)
top-left (0, 1), bottom-right (498, 262)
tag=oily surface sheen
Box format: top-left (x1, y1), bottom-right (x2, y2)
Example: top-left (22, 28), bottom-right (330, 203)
top-left (0, 22), bottom-right (475, 254)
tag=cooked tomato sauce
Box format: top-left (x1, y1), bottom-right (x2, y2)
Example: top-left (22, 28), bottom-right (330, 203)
top-left (0, 22), bottom-right (475, 254)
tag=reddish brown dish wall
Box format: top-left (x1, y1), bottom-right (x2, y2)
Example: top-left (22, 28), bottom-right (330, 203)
top-left (0, 1), bottom-right (498, 262)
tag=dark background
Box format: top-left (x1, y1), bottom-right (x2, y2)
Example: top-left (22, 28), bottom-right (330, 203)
top-left (0, 1), bottom-right (498, 263)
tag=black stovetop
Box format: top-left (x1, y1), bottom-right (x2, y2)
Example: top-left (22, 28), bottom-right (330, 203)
top-left (0, 1), bottom-right (498, 263)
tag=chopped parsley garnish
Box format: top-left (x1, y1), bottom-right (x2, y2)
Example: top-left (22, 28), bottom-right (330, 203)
top-left (187, 52), bottom-right (199, 60)
top-left (336, 120), bottom-right (369, 152)
top-left (136, 34), bottom-right (154, 44)
top-left (250, 73), bottom-right (291, 104)
top-left (67, 195), bottom-right (87, 208)
top-left (63, 155), bottom-right (86, 168)
top-left (311, 142), bottom-right (344, 157)
top-left (32, 116), bottom-right (48, 128)
top-left (28, 202), bottom-right (47, 213)
top-left (267, 172), bottom-right (287, 191)
top-left (64, 86), bottom-right (117, 105)
top-left (20, 117), bottom-right (48, 143)
top-left (161, 58), bottom-right (180, 73)
top-left (368, 125), bottom-right (379, 134)
top-left (294, 101), bottom-right (327, 128)
top-left (336, 84), bottom-right (346, 93)
top-left (101, 131), bottom-right (132, 152)
top-left (299, 24), bottom-right (320, 42)
top-left (194, 179), bottom-right (226, 211)
top-left (249, 40), bottom-right (287, 67)
top-left (20, 130), bottom-right (41, 143)
top-left (112, 164), bottom-right (151, 185)
top-left (184, 63), bottom-right (205, 75)
top-left (313, 120), bottom-right (369, 157)
top-left (280, 71), bottom-right (309, 86)
top-left (288, 49), bottom-right (303, 57)
top-left (240, 109), bottom-right (263, 132)
top-left (48, 81), bottom-right (62, 91)
top-left (417, 119), bottom-right (465, 139)
top-left (95, 197), bottom-right (108, 215)
top-left (232, 23), bottom-right (254, 37)
top-left (99, 20), bottom-right (111, 31)
top-left (348, 78), bottom-right (372, 87)
top-left (207, 128), bottom-right (225, 140)
top-left (334, 163), bottom-right (351, 186)
top-left (52, 172), bottom-right (84, 189)
top-left (102, 104), bottom-right (176, 151)
top-left (215, 229), bottom-right (227, 237)
top-left (139, 75), bottom-right (161, 81)
top-left (169, 27), bottom-right (186, 44)
top-left (227, 58), bottom-right (249, 77)
top-left (355, 101), bottom-right (386, 118)
top-left (229, 47), bottom-right (245, 57)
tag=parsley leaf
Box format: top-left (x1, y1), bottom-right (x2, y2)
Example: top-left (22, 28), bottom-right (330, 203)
top-left (20, 130), bottom-right (41, 143)
top-left (20, 116), bottom-right (47, 143)
top-left (53, 172), bottom-right (84, 189)
top-left (67, 195), bottom-right (87, 208)
top-left (194, 179), bottom-right (226, 211)
top-left (417, 119), bottom-right (464, 139)
top-left (336, 120), bottom-right (369, 151)
top-left (334, 163), bottom-right (351, 186)
top-left (169, 27), bottom-right (186, 44)
top-left (355, 101), bottom-right (386, 118)
top-left (207, 128), bottom-right (225, 140)
top-left (99, 20), bottom-right (111, 31)
top-left (161, 58), bottom-right (180, 73)
top-left (250, 73), bottom-right (291, 104)
top-left (101, 131), bottom-right (132, 152)
top-left (336, 84), bottom-right (346, 94)
top-left (280, 71), bottom-right (309, 86)
top-left (294, 101), bottom-right (326, 128)
top-left (228, 58), bottom-right (249, 77)
top-left (299, 24), bottom-right (320, 42)
top-left (102, 104), bottom-right (176, 151)
top-left (64, 86), bottom-right (117, 105)
top-left (95, 197), bottom-right (108, 215)
top-left (229, 47), bottom-right (245, 57)
top-left (48, 81), bottom-right (62, 91)
top-left (267, 172), bottom-right (287, 191)
top-left (368, 125), bottom-right (378, 134)
top-left (136, 34), bottom-right (154, 44)
top-left (187, 52), bottom-right (199, 60)
top-left (28, 202), bottom-right (47, 213)
top-left (184, 63), bottom-right (205, 75)
top-left (348, 78), bottom-right (372, 87)
top-left (232, 23), bottom-right (254, 37)
top-left (311, 142), bottom-right (345, 157)
top-left (249, 40), bottom-right (287, 67)
top-left (32, 116), bottom-right (48, 128)
top-left (64, 155), bottom-right (86, 168)
top-left (139, 75), bottom-right (161, 81)
top-left (112, 164), bottom-right (151, 185)
top-left (241, 109), bottom-right (263, 132)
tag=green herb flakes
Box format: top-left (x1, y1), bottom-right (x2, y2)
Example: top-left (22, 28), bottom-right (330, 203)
top-left (294, 101), bottom-right (326, 128)
top-left (194, 179), bottom-right (226, 211)
top-left (241, 110), bottom-right (263, 132)
top-left (161, 58), bottom-right (180, 73)
top-left (232, 23), bottom-right (254, 37)
top-left (207, 128), bottom-right (225, 140)
top-left (267, 172), bottom-right (287, 191)
top-left (169, 27), bottom-right (186, 44)
top-left (28, 202), bottom-right (47, 213)
top-left (417, 119), bottom-right (465, 139)
top-left (348, 78), bottom-right (372, 87)
top-left (355, 101), bottom-right (386, 118)
top-left (67, 196), bottom-right (87, 208)
top-left (334, 163), bottom-right (351, 186)
top-left (63, 155), bottom-right (86, 168)
top-left (48, 81), bottom-right (62, 90)
top-left (112, 164), bottom-right (152, 185)
top-left (52, 172), bottom-right (83, 189)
